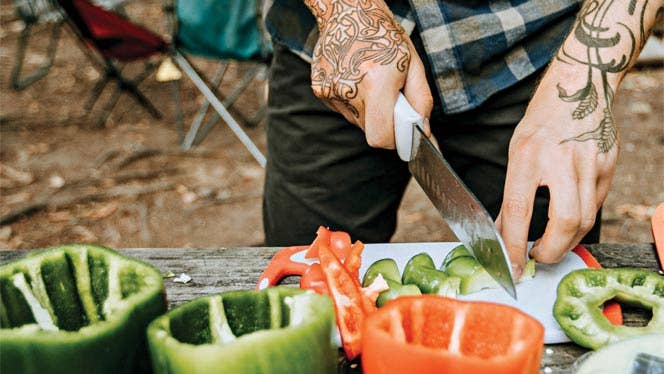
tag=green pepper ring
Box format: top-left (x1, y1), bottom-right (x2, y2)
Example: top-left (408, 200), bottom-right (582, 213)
top-left (0, 244), bottom-right (166, 374)
top-left (147, 286), bottom-right (337, 374)
top-left (553, 268), bottom-right (664, 350)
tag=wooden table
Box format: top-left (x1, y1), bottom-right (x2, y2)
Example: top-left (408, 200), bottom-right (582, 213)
top-left (1, 243), bottom-right (659, 373)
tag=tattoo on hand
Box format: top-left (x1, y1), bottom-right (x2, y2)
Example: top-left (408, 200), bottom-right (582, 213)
top-left (556, 0), bottom-right (652, 153)
top-left (305, 0), bottom-right (410, 118)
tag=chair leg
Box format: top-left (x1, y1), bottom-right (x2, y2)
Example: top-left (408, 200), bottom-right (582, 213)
top-left (174, 51), bottom-right (266, 167)
top-left (94, 81), bottom-right (122, 128)
top-left (189, 64), bottom-right (262, 147)
top-left (91, 61), bottom-right (162, 127)
top-left (86, 73), bottom-right (111, 111)
top-left (10, 20), bottom-right (64, 91)
top-left (172, 78), bottom-right (185, 143)
top-left (121, 80), bottom-right (162, 119)
top-left (182, 62), bottom-right (228, 149)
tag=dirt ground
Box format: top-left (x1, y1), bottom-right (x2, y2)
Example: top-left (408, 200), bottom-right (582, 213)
top-left (1, 1), bottom-right (662, 250)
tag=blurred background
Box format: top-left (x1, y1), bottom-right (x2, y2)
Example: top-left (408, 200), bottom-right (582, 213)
top-left (0, 0), bottom-right (662, 250)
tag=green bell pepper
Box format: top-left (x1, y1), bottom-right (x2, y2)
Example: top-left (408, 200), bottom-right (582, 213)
top-left (147, 286), bottom-right (337, 374)
top-left (554, 268), bottom-right (664, 350)
top-left (362, 259), bottom-right (420, 307)
top-left (440, 245), bottom-right (535, 294)
top-left (402, 253), bottom-right (460, 297)
top-left (0, 244), bottom-right (166, 374)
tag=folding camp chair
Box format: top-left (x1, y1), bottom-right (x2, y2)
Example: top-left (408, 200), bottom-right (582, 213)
top-left (10, 0), bottom-right (129, 91)
top-left (54, 0), bottom-right (169, 127)
top-left (164, 0), bottom-right (270, 166)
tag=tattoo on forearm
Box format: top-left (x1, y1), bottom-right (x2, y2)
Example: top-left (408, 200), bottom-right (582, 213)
top-left (555, 0), bottom-right (653, 153)
top-left (305, 0), bottom-right (410, 118)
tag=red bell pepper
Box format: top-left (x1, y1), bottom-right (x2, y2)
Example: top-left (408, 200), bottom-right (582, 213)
top-left (362, 295), bottom-right (545, 374)
top-left (572, 245), bottom-right (623, 325)
top-left (318, 243), bottom-right (365, 360)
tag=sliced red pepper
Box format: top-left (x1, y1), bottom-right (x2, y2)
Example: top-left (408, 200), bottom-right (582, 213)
top-left (330, 231), bottom-right (352, 260)
top-left (305, 227), bottom-right (352, 260)
top-left (344, 240), bottom-right (364, 280)
top-left (318, 243), bottom-right (365, 360)
top-left (256, 245), bottom-right (309, 290)
top-left (305, 226), bottom-right (332, 259)
top-left (572, 245), bottom-right (623, 325)
top-left (300, 263), bottom-right (329, 295)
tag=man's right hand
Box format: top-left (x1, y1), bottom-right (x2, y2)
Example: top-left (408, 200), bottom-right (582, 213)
top-left (305, 0), bottom-right (433, 148)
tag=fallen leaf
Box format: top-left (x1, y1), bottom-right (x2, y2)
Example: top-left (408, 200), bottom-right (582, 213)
top-left (71, 226), bottom-right (98, 242)
top-left (8, 235), bottom-right (24, 249)
top-left (173, 273), bottom-right (192, 284)
top-left (156, 58), bottom-right (182, 82)
top-left (47, 211), bottom-right (73, 223)
top-left (0, 226), bottom-right (12, 241)
top-left (26, 143), bottom-right (50, 155)
top-left (2, 191), bottom-right (31, 205)
top-left (182, 191), bottom-right (198, 204)
top-left (49, 175), bottom-right (66, 189)
top-left (615, 203), bottom-right (655, 220)
top-left (86, 203), bottom-right (119, 220)
top-left (628, 102), bottom-right (653, 115)
top-left (0, 164), bottom-right (34, 185)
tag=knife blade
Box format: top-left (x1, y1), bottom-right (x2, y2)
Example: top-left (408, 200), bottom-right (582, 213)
top-left (394, 93), bottom-right (517, 299)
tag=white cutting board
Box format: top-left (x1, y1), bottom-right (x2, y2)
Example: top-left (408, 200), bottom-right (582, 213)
top-left (357, 242), bottom-right (588, 344)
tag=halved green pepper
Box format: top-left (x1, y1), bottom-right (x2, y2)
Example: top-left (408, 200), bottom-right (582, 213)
top-left (554, 268), bottom-right (664, 349)
top-left (0, 244), bottom-right (166, 374)
top-left (402, 253), bottom-right (460, 297)
top-left (147, 286), bottom-right (337, 374)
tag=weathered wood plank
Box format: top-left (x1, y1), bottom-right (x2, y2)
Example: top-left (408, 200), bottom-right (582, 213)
top-left (0, 243), bottom-right (659, 373)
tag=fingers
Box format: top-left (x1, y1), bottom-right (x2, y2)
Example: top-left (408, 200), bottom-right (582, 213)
top-left (571, 156), bottom-right (599, 246)
top-left (529, 172), bottom-right (581, 264)
top-left (363, 76), bottom-right (400, 149)
top-left (498, 154), bottom-right (538, 280)
top-left (402, 49), bottom-right (433, 136)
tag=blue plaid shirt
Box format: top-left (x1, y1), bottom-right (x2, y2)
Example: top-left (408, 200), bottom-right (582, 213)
top-left (265, 0), bottom-right (581, 114)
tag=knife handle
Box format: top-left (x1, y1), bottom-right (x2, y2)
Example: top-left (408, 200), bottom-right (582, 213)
top-left (394, 93), bottom-right (424, 162)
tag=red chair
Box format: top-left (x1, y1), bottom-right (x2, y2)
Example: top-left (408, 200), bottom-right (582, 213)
top-left (55, 0), bottom-right (168, 126)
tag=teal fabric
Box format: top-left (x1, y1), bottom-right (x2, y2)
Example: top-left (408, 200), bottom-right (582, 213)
top-left (176, 0), bottom-right (271, 61)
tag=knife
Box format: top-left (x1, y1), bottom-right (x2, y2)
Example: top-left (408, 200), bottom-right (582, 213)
top-left (393, 93), bottom-right (517, 299)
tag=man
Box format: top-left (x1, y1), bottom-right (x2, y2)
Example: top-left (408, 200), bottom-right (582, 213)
top-left (262, 0), bottom-right (662, 279)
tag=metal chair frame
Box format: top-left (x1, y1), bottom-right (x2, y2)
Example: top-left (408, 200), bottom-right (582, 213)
top-left (10, 0), bottom-right (64, 90)
top-left (54, 0), bottom-right (164, 127)
top-left (164, 0), bottom-right (268, 166)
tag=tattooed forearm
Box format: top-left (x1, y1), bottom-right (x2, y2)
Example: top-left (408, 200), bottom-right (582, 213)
top-left (305, 0), bottom-right (410, 118)
top-left (555, 0), bottom-right (660, 153)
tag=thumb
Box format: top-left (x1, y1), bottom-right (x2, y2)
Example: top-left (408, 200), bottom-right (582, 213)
top-left (402, 51), bottom-right (433, 136)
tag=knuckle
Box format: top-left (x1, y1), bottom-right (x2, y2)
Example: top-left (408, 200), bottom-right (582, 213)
top-left (556, 214), bottom-right (581, 233)
top-left (534, 250), bottom-right (564, 264)
top-left (580, 213), bottom-right (596, 233)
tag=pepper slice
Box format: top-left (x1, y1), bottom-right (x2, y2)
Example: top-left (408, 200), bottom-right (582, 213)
top-left (0, 244), bottom-right (166, 374)
top-left (553, 268), bottom-right (664, 350)
top-left (318, 243), bottom-right (366, 360)
top-left (147, 287), bottom-right (336, 374)
top-left (402, 253), bottom-right (460, 297)
top-left (362, 295), bottom-right (544, 374)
